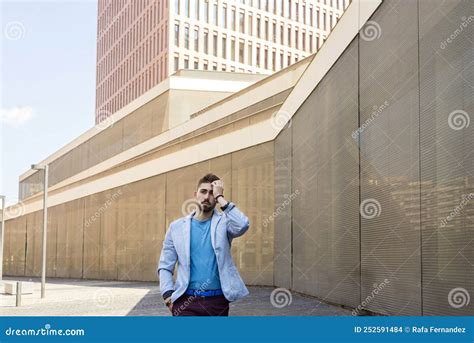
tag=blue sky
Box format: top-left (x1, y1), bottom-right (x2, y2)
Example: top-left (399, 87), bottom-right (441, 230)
top-left (1, 0), bottom-right (98, 206)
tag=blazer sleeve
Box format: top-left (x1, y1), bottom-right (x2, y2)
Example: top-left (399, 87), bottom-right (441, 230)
top-left (157, 224), bottom-right (177, 299)
top-left (223, 202), bottom-right (250, 239)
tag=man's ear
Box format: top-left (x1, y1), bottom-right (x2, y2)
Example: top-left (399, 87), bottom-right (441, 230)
top-left (193, 191), bottom-right (197, 198)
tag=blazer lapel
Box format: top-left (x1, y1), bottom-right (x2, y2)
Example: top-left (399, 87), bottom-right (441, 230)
top-left (183, 212), bottom-right (193, 267)
top-left (210, 209), bottom-right (223, 250)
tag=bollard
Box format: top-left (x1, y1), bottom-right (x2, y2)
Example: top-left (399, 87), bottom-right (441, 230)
top-left (16, 282), bottom-right (22, 307)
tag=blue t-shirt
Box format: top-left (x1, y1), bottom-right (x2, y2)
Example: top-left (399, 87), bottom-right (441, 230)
top-left (187, 217), bottom-right (222, 290)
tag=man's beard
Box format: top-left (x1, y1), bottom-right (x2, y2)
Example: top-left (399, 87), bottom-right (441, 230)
top-left (200, 202), bottom-right (215, 213)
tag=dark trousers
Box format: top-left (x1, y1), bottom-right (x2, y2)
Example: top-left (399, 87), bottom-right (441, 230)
top-left (172, 294), bottom-right (230, 316)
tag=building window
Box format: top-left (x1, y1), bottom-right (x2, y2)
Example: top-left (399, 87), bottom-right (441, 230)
top-left (185, 0), bottom-right (190, 17)
top-left (272, 22), bottom-right (276, 42)
top-left (280, 23), bottom-right (284, 43)
top-left (196, 0), bottom-right (200, 19)
top-left (194, 28), bottom-right (199, 50)
top-left (256, 46), bottom-right (260, 67)
top-left (248, 43), bottom-right (252, 64)
top-left (231, 38), bottom-right (235, 61)
top-left (264, 48), bottom-right (268, 69)
top-left (212, 3), bottom-right (217, 24)
top-left (204, 0), bottom-right (209, 22)
top-left (239, 12), bottom-right (244, 33)
top-left (204, 31), bottom-right (209, 53)
top-left (248, 13), bottom-right (253, 35)
top-left (239, 40), bottom-right (244, 63)
top-left (295, 27), bottom-right (298, 49)
top-left (256, 17), bottom-right (261, 37)
top-left (184, 26), bottom-right (189, 49)
top-left (264, 20), bottom-right (268, 40)
top-left (175, 0), bottom-right (180, 15)
top-left (174, 24), bottom-right (179, 46)
top-left (194, 59), bottom-right (199, 69)
top-left (222, 36), bottom-right (227, 58)
top-left (287, 27), bottom-right (291, 46)
top-left (222, 6), bottom-right (227, 27)
top-left (231, 9), bottom-right (236, 30)
top-left (174, 56), bottom-right (179, 71)
top-left (213, 33), bottom-right (218, 56)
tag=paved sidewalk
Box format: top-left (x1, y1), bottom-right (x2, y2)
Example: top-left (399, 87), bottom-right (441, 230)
top-left (0, 277), bottom-right (351, 316)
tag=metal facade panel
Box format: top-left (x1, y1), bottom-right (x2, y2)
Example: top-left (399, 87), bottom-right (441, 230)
top-left (359, 0), bottom-right (421, 315)
top-left (419, 0), bottom-right (474, 316)
top-left (232, 143), bottom-right (274, 286)
top-left (291, 39), bottom-right (360, 307)
top-left (274, 124), bottom-right (293, 289)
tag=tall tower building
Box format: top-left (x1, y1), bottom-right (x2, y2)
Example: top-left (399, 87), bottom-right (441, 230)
top-left (95, 0), bottom-right (349, 124)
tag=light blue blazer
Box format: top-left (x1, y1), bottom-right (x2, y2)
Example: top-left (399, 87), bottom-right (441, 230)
top-left (157, 202), bottom-right (250, 303)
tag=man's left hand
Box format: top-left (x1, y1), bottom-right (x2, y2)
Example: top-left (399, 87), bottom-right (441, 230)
top-left (212, 180), bottom-right (224, 197)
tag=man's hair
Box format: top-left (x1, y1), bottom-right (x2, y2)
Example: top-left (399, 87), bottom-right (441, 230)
top-left (197, 173), bottom-right (220, 189)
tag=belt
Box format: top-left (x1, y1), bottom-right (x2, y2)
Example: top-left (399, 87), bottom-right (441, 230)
top-left (185, 289), bottom-right (223, 297)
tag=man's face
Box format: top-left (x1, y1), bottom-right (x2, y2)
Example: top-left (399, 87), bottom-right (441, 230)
top-left (194, 182), bottom-right (216, 213)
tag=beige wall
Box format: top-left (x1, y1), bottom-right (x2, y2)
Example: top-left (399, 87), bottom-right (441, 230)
top-left (4, 143), bottom-right (274, 285)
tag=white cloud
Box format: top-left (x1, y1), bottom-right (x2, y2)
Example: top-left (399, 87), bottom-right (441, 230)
top-left (0, 106), bottom-right (34, 128)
